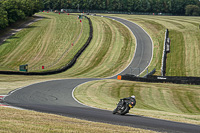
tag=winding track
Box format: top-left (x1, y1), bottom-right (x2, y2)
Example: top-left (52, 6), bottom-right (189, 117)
top-left (4, 16), bottom-right (200, 133)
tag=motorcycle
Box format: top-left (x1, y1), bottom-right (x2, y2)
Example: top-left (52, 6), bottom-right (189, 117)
top-left (113, 99), bottom-right (134, 115)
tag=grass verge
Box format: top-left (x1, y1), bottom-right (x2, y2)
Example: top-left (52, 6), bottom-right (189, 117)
top-left (102, 14), bottom-right (200, 76)
top-left (74, 79), bottom-right (200, 125)
top-left (0, 107), bottom-right (156, 133)
top-left (0, 12), bottom-right (89, 72)
top-left (0, 15), bottom-right (135, 95)
top-left (59, 16), bottom-right (135, 78)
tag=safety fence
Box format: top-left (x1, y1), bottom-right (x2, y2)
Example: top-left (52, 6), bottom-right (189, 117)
top-left (161, 29), bottom-right (170, 76)
top-left (143, 68), bottom-right (156, 78)
top-left (0, 16), bottom-right (93, 75)
top-left (119, 74), bottom-right (200, 85)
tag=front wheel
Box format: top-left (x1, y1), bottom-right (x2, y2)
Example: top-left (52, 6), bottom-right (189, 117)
top-left (120, 105), bottom-right (130, 115)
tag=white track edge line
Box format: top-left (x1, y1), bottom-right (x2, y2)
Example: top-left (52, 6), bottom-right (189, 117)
top-left (72, 15), bottom-right (154, 111)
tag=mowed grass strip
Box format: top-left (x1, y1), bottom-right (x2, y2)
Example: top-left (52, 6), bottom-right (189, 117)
top-left (0, 107), bottom-right (156, 133)
top-left (104, 14), bottom-right (200, 76)
top-left (167, 30), bottom-right (186, 76)
top-left (0, 12), bottom-right (89, 72)
top-left (58, 16), bottom-right (135, 78)
top-left (74, 79), bottom-right (200, 125)
top-left (0, 15), bottom-right (135, 94)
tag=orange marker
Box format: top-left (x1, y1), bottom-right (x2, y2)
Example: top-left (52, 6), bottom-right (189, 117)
top-left (117, 75), bottom-right (122, 80)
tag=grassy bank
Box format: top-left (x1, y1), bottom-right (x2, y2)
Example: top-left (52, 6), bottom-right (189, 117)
top-left (1, 13), bottom-right (199, 132)
top-left (58, 16), bottom-right (135, 78)
top-left (105, 14), bottom-right (200, 76)
top-left (74, 79), bottom-right (200, 125)
top-left (0, 15), bottom-right (134, 93)
top-left (0, 107), bottom-right (156, 133)
top-left (0, 12), bottom-right (89, 72)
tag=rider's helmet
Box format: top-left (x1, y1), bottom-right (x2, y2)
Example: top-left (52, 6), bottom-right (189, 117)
top-left (131, 95), bottom-right (135, 99)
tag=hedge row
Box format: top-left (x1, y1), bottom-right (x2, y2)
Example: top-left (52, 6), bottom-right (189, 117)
top-left (0, 15), bottom-right (93, 75)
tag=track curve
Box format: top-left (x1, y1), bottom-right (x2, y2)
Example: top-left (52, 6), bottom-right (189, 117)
top-left (4, 16), bottom-right (200, 133)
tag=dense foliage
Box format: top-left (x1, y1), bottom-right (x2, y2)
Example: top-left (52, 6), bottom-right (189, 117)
top-left (0, 0), bottom-right (200, 30)
top-left (0, 0), bottom-right (43, 30)
top-left (42, 0), bottom-right (200, 15)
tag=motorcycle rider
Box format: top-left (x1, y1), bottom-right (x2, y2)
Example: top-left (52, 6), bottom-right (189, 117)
top-left (113, 95), bottom-right (136, 115)
top-left (121, 95), bottom-right (136, 108)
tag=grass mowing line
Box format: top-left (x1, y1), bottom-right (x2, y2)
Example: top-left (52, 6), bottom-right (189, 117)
top-left (103, 14), bottom-right (199, 76)
top-left (0, 107), bottom-right (156, 133)
top-left (29, 16), bottom-right (56, 66)
top-left (1, 13), bottom-right (198, 130)
top-left (166, 30), bottom-right (186, 76)
top-left (48, 17), bottom-right (84, 68)
top-left (0, 14), bottom-right (199, 131)
top-left (99, 14), bottom-right (165, 76)
top-left (0, 12), bottom-right (88, 72)
top-left (72, 17), bottom-right (112, 76)
top-left (74, 79), bottom-right (200, 125)
top-left (142, 16), bottom-right (199, 76)
top-left (29, 13), bottom-right (87, 71)
top-left (0, 15), bottom-right (135, 94)
top-left (58, 16), bottom-right (135, 78)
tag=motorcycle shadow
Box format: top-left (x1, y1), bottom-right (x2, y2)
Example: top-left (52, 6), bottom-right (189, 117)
top-left (114, 113), bottom-right (138, 117)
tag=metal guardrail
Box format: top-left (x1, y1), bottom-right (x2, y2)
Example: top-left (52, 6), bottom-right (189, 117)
top-left (161, 29), bottom-right (169, 76)
top-left (119, 74), bottom-right (200, 85)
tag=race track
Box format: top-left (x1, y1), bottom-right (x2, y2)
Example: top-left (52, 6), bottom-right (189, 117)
top-left (4, 16), bottom-right (200, 133)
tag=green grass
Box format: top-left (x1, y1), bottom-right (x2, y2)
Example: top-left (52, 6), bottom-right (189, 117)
top-left (167, 30), bottom-right (186, 76)
top-left (74, 79), bottom-right (200, 125)
top-left (102, 14), bottom-right (200, 76)
top-left (0, 107), bottom-right (156, 133)
top-left (52, 16), bottom-right (135, 78)
top-left (0, 14), bottom-right (199, 132)
top-left (0, 15), bottom-right (135, 93)
top-left (0, 12), bottom-right (89, 72)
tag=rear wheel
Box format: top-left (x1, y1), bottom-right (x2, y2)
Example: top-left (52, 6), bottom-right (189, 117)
top-left (120, 104), bottom-right (130, 115)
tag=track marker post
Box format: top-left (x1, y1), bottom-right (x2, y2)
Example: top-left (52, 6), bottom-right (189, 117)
top-left (117, 75), bottom-right (122, 80)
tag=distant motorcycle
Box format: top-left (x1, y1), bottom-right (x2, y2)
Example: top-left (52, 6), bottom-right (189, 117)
top-left (113, 99), bottom-right (135, 115)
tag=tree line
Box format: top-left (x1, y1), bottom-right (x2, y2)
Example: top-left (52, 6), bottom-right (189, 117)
top-left (0, 0), bottom-right (200, 30)
top-left (42, 0), bottom-right (200, 15)
top-left (0, 0), bottom-right (43, 30)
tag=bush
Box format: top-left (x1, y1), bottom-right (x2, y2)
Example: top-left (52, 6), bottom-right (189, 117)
top-left (0, 6), bottom-right (8, 29)
top-left (185, 5), bottom-right (200, 16)
top-left (0, 0), bottom-right (43, 30)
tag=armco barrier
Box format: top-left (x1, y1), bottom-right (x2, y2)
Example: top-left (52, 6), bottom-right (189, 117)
top-left (119, 74), bottom-right (200, 85)
top-left (161, 29), bottom-right (169, 76)
top-left (0, 16), bottom-right (93, 75)
top-left (143, 68), bottom-right (156, 78)
top-left (161, 29), bottom-right (170, 76)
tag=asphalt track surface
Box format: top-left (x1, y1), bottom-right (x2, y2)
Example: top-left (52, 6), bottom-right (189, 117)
top-left (4, 16), bottom-right (200, 133)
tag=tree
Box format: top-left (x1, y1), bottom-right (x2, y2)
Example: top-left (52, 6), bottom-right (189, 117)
top-left (127, 0), bottom-right (134, 12)
top-left (0, 5), bottom-right (8, 29)
top-left (185, 5), bottom-right (200, 16)
top-left (0, 0), bottom-right (43, 29)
